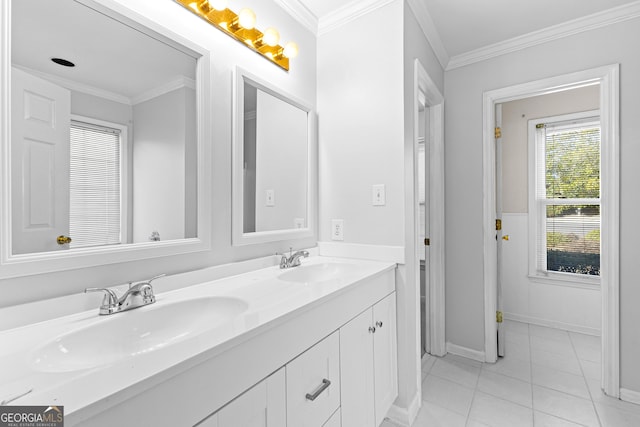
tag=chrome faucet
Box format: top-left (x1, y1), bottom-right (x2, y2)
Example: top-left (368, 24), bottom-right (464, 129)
top-left (85, 274), bottom-right (165, 315)
top-left (279, 248), bottom-right (309, 269)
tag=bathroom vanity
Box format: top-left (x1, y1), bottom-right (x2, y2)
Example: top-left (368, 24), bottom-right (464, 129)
top-left (0, 257), bottom-right (397, 426)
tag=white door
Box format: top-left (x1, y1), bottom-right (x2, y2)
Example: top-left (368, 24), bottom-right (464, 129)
top-left (339, 308), bottom-right (375, 427)
top-left (495, 103), bottom-right (505, 357)
top-left (372, 293), bottom-right (398, 427)
top-left (11, 67), bottom-right (71, 254)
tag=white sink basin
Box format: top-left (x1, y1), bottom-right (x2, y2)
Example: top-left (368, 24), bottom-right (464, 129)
top-left (30, 296), bottom-right (248, 373)
top-left (277, 262), bottom-right (360, 284)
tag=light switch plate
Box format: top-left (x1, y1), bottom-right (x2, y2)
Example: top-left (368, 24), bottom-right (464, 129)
top-left (372, 184), bottom-right (385, 206)
top-left (331, 219), bottom-right (344, 241)
top-left (266, 189), bottom-right (275, 206)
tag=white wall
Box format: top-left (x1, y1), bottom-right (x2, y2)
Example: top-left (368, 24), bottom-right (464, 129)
top-left (0, 0), bottom-right (317, 306)
top-left (444, 17), bottom-right (640, 393)
top-left (132, 88), bottom-right (188, 242)
top-left (318, 2), bottom-right (404, 247)
top-left (501, 87), bottom-right (601, 334)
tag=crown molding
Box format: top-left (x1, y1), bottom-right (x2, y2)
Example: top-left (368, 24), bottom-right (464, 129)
top-left (406, 0), bottom-right (449, 69)
top-left (318, 0), bottom-right (397, 36)
top-left (131, 76), bottom-right (196, 105)
top-left (447, 0), bottom-right (640, 71)
top-left (273, 0), bottom-right (318, 34)
top-left (12, 64), bottom-right (132, 105)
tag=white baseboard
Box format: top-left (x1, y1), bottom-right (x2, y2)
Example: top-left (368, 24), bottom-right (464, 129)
top-left (505, 312), bottom-right (601, 336)
top-left (446, 342), bottom-right (486, 362)
top-left (386, 393), bottom-right (422, 427)
top-left (620, 388), bottom-right (640, 405)
top-left (317, 241), bottom-right (405, 264)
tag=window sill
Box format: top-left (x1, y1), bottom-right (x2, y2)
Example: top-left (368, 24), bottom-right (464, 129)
top-left (527, 272), bottom-right (600, 290)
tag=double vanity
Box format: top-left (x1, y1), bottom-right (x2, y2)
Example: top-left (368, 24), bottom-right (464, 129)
top-left (0, 256), bottom-right (397, 426)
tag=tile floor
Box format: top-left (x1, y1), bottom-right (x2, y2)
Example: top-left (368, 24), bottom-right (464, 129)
top-left (382, 320), bottom-right (640, 427)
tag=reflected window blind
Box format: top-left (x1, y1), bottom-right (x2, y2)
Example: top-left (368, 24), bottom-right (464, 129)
top-left (535, 118), bottom-right (601, 276)
top-left (69, 120), bottom-right (121, 248)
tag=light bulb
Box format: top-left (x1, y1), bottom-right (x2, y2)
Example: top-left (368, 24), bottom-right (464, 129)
top-left (263, 27), bottom-right (280, 47)
top-left (283, 41), bottom-right (299, 58)
top-left (209, 0), bottom-right (227, 10)
top-left (238, 8), bottom-right (256, 29)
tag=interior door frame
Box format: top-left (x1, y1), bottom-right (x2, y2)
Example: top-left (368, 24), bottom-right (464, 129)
top-left (414, 59), bottom-right (446, 357)
top-left (481, 64), bottom-right (620, 397)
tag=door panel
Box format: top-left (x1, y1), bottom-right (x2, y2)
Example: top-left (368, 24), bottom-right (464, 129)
top-left (11, 67), bottom-right (71, 254)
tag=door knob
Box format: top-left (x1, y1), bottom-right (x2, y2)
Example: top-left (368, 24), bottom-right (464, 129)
top-left (56, 235), bottom-right (72, 245)
top-left (502, 235), bottom-right (510, 241)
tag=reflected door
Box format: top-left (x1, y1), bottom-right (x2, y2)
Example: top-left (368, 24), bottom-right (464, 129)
top-left (11, 68), bottom-right (71, 254)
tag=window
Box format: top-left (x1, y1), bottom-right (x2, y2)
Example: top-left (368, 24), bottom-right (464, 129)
top-left (528, 111), bottom-right (600, 283)
top-left (69, 118), bottom-right (125, 248)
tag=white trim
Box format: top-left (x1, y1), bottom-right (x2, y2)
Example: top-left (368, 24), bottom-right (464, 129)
top-left (447, 1), bottom-right (640, 70)
top-left (0, 0), bottom-right (214, 279)
top-left (387, 393), bottom-right (421, 427)
top-left (317, 241), bottom-right (404, 264)
top-left (620, 388), bottom-right (640, 406)
top-left (446, 342), bottom-right (486, 363)
top-left (131, 76), bottom-right (195, 105)
top-left (11, 64), bottom-right (132, 105)
top-left (504, 312), bottom-right (601, 337)
top-left (405, 0), bottom-right (449, 69)
top-left (482, 65), bottom-right (620, 398)
top-left (413, 59), bottom-right (446, 358)
top-left (272, 0), bottom-right (318, 35)
top-left (231, 67), bottom-right (316, 246)
top-left (317, 0), bottom-right (397, 35)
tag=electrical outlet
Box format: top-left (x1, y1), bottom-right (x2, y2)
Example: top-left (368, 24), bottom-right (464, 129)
top-left (331, 219), bottom-right (344, 241)
top-left (372, 184), bottom-right (386, 206)
top-left (265, 189), bottom-right (275, 206)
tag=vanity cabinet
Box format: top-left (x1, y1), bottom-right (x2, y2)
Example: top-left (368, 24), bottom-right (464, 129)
top-left (340, 293), bottom-right (398, 427)
top-left (198, 368), bottom-right (286, 427)
top-left (286, 331), bottom-right (341, 427)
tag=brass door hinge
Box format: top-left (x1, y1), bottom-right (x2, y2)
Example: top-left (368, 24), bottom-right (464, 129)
top-left (496, 311), bottom-right (503, 323)
top-left (495, 127), bottom-right (502, 139)
top-left (424, 238), bottom-right (430, 246)
top-left (496, 219), bottom-right (502, 231)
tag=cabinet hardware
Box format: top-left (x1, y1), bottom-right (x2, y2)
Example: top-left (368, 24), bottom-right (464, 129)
top-left (376, 321), bottom-right (383, 328)
top-left (305, 379), bottom-right (331, 401)
top-left (368, 326), bottom-right (376, 333)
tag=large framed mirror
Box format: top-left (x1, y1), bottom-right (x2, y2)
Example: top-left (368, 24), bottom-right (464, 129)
top-left (0, 0), bottom-right (212, 277)
top-left (232, 67), bottom-right (316, 245)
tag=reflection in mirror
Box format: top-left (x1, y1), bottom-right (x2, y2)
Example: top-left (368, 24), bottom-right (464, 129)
top-left (242, 84), bottom-right (308, 233)
top-left (10, 0), bottom-right (198, 255)
top-left (233, 68), bottom-right (314, 246)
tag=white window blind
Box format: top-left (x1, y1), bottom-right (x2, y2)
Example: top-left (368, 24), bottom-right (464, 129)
top-left (69, 120), bottom-right (121, 248)
top-left (533, 116), bottom-right (600, 278)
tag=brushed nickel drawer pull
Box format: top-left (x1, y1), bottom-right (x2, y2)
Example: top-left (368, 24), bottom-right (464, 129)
top-left (305, 379), bottom-right (331, 401)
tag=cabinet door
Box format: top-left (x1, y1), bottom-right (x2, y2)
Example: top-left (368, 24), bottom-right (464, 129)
top-left (372, 293), bottom-right (398, 426)
top-left (287, 331), bottom-right (341, 427)
top-left (339, 308), bottom-right (375, 427)
top-left (217, 368), bottom-right (286, 427)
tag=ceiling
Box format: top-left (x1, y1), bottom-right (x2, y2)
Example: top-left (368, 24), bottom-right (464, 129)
top-left (298, 0), bottom-right (639, 60)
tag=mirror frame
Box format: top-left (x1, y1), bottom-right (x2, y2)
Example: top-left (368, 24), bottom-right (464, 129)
top-left (0, 0), bottom-right (212, 278)
top-left (232, 67), bottom-right (316, 246)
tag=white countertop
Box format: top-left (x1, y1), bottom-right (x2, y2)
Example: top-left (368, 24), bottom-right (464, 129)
top-left (0, 256), bottom-right (395, 418)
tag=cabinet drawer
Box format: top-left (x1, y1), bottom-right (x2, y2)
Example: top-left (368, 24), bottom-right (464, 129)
top-left (286, 331), bottom-right (340, 427)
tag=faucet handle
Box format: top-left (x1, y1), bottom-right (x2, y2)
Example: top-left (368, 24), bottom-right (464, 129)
top-left (146, 274), bottom-right (166, 285)
top-left (85, 287), bottom-right (119, 311)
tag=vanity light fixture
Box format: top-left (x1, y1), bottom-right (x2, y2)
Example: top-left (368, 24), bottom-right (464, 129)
top-left (175, 0), bottom-right (298, 71)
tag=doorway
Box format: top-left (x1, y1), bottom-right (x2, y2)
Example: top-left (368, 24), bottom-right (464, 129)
top-left (482, 65), bottom-right (620, 397)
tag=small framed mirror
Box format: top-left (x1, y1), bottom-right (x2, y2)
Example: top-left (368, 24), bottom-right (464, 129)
top-left (232, 67), bottom-right (316, 246)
